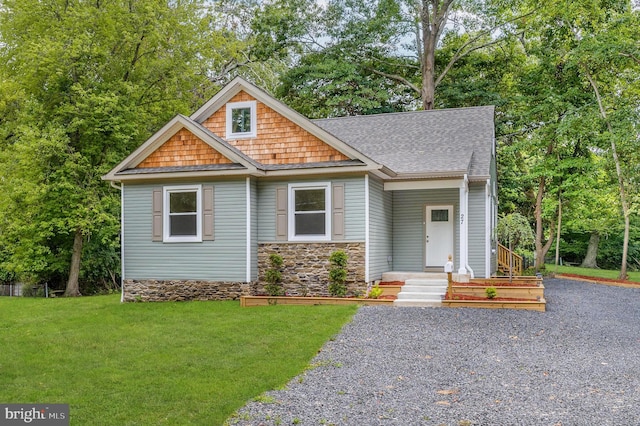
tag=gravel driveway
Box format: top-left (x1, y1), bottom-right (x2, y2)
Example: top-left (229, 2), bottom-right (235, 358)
top-left (228, 278), bottom-right (640, 425)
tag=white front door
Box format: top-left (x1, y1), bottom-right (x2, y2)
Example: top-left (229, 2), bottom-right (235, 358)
top-left (425, 205), bottom-right (454, 268)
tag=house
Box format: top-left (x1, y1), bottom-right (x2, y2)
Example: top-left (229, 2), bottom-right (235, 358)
top-left (103, 77), bottom-right (498, 302)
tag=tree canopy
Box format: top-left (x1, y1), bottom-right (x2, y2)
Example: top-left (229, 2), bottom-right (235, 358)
top-left (0, 0), bottom-right (638, 290)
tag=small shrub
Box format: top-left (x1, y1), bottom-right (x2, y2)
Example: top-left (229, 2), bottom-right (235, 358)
top-left (328, 250), bottom-right (348, 297)
top-left (367, 285), bottom-right (383, 299)
top-left (264, 253), bottom-right (284, 296)
top-left (485, 287), bottom-right (497, 299)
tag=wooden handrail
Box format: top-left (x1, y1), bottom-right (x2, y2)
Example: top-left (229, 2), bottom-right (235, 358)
top-left (497, 243), bottom-right (523, 275)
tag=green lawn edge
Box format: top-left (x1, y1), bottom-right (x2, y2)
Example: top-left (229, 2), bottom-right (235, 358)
top-left (545, 263), bottom-right (640, 283)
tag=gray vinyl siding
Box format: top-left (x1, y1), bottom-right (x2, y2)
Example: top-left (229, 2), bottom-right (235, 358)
top-left (368, 176), bottom-right (393, 281)
top-left (468, 184), bottom-right (486, 278)
top-left (257, 176), bottom-right (366, 242)
top-left (250, 178), bottom-right (258, 281)
top-left (392, 189), bottom-right (459, 272)
top-left (122, 180), bottom-right (247, 281)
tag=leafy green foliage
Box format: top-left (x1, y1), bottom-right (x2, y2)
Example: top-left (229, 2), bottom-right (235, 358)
top-left (328, 250), bottom-right (348, 297)
top-left (367, 284), bottom-right (383, 299)
top-left (497, 213), bottom-right (535, 252)
top-left (0, 0), bottom-right (251, 292)
top-left (264, 253), bottom-right (285, 296)
top-left (485, 287), bottom-right (498, 299)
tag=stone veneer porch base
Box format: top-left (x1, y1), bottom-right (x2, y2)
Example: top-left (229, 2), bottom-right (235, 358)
top-left (123, 279), bottom-right (252, 302)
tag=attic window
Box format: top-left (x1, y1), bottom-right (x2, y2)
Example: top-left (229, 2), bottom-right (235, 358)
top-left (226, 101), bottom-right (257, 139)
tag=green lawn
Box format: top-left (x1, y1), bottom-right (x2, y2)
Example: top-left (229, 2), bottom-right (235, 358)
top-left (546, 264), bottom-right (640, 283)
top-left (0, 295), bottom-right (357, 425)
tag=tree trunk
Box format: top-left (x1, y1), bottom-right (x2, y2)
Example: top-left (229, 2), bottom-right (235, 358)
top-left (580, 232), bottom-right (600, 269)
top-left (554, 195), bottom-right (562, 272)
top-left (65, 228), bottom-right (83, 297)
top-left (583, 67), bottom-right (629, 280)
top-left (419, 0), bottom-right (453, 110)
top-left (420, 2), bottom-right (437, 110)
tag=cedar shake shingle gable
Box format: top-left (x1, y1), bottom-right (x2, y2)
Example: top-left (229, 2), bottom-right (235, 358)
top-left (313, 106), bottom-right (495, 179)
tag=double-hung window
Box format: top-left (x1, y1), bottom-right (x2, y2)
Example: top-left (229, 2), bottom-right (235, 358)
top-left (226, 101), bottom-right (257, 139)
top-left (163, 185), bottom-right (202, 242)
top-left (288, 183), bottom-right (331, 241)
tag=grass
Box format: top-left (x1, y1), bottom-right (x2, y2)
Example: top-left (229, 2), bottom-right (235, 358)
top-left (545, 264), bottom-right (640, 283)
top-left (0, 295), bottom-right (357, 425)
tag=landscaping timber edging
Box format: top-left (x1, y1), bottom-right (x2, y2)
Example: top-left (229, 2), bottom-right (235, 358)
top-left (378, 285), bottom-right (403, 298)
top-left (470, 277), bottom-right (543, 286)
top-left (452, 283), bottom-right (545, 299)
top-left (240, 296), bottom-right (395, 307)
top-left (442, 298), bottom-right (546, 312)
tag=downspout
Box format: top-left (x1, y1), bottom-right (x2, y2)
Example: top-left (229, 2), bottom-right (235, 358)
top-left (364, 174), bottom-right (370, 284)
top-left (111, 181), bottom-right (124, 302)
top-left (464, 175), bottom-right (475, 279)
top-left (246, 177), bottom-right (251, 283)
top-left (485, 178), bottom-right (491, 278)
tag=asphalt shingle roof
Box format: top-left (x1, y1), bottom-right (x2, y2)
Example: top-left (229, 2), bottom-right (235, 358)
top-left (313, 106), bottom-right (495, 178)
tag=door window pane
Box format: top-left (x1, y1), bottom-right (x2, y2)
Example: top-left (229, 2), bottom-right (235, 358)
top-left (431, 209), bottom-right (449, 222)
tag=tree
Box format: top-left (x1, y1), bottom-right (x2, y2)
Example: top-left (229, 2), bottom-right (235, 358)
top-left (496, 213), bottom-right (534, 281)
top-left (561, 4), bottom-right (639, 279)
top-left (0, 0), bottom-right (247, 294)
top-left (255, 0), bottom-right (534, 110)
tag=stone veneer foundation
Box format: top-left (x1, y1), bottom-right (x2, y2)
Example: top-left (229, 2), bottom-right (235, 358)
top-left (122, 242), bottom-right (366, 301)
top-left (256, 242), bottom-right (367, 297)
top-left (123, 279), bottom-right (252, 302)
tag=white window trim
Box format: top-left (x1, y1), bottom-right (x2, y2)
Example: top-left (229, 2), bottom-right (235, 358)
top-left (288, 182), bottom-right (331, 242)
top-left (226, 100), bottom-right (257, 139)
top-left (163, 185), bottom-right (202, 243)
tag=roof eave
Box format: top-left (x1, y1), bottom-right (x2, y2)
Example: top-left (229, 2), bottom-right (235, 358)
top-left (106, 168), bottom-right (261, 183)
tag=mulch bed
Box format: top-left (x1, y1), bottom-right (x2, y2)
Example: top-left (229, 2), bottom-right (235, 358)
top-left (556, 273), bottom-right (640, 288)
top-left (377, 295), bottom-right (397, 300)
top-left (444, 294), bottom-right (536, 302)
top-left (378, 281), bottom-right (404, 286)
top-left (458, 281), bottom-right (541, 287)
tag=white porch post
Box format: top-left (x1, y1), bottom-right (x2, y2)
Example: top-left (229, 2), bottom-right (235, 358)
top-left (458, 174), bottom-right (469, 275)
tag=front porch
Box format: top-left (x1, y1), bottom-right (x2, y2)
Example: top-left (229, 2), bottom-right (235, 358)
top-left (379, 271), bottom-right (469, 307)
